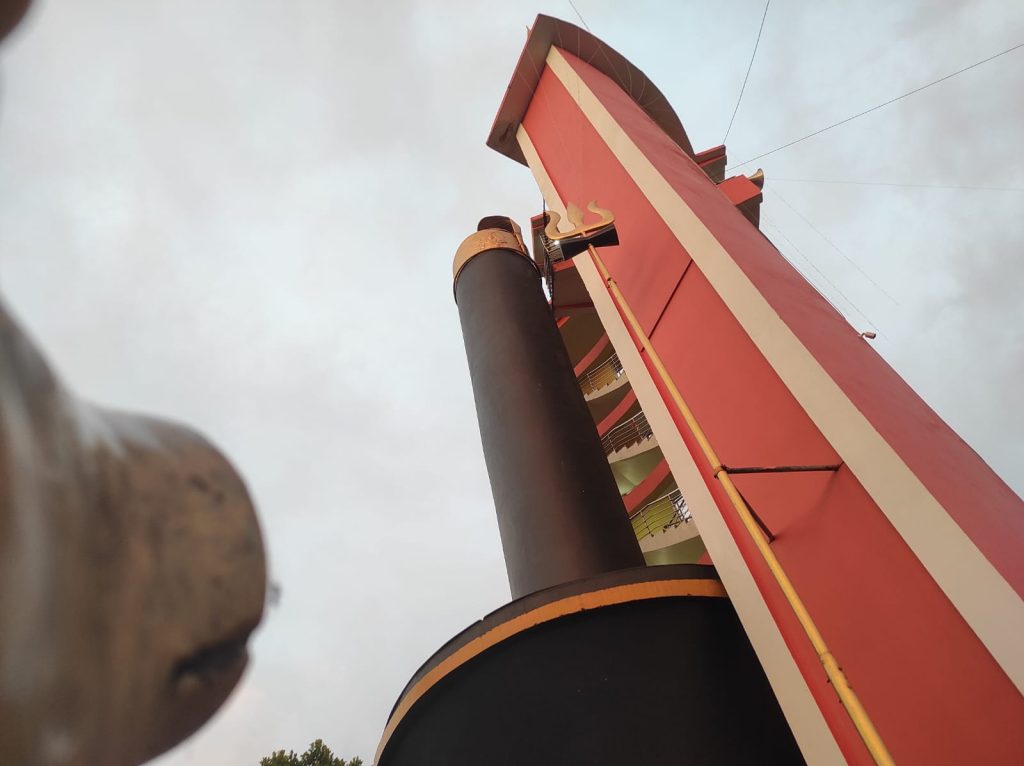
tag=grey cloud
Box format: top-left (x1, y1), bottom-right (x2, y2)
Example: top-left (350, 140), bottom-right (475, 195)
top-left (0, 1), bottom-right (1019, 763)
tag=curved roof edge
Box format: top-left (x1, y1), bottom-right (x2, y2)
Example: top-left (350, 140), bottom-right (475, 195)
top-left (487, 14), bottom-right (694, 165)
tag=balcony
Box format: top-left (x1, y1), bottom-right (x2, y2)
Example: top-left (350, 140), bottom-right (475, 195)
top-left (532, 213), bottom-right (592, 321)
top-left (601, 410), bottom-right (655, 458)
top-left (630, 488), bottom-right (692, 541)
top-left (579, 353), bottom-right (627, 399)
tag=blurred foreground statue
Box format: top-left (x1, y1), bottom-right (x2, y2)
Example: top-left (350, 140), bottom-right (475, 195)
top-left (0, 3), bottom-right (266, 764)
top-left (0, 302), bottom-right (267, 765)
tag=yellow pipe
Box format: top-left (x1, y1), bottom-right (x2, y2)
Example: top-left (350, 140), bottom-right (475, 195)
top-left (587, 244), bottom-right (895, 766)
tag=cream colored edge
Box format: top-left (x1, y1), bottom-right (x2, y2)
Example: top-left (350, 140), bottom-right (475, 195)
top-left (545, 46), bottom-right (1024, 694)
top-left (517, 124), bottom-right (848, 766)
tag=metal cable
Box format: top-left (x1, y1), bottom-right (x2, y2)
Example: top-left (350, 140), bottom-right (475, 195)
top-left (723, 0), bottom-right (772, 144)
top-left (728, 39), bottom-right (1024, 170)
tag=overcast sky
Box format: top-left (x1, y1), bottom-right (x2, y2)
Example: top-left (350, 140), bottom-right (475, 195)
top-left (0, 1), bottom-right (1021, 762)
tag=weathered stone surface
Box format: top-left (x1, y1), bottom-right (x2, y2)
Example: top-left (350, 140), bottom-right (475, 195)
top-left (0, 299), bottom-right (267, 765)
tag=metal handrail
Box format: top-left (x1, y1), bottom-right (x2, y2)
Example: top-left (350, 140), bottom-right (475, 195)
top-left (537, 227), bottom-right (562, 301)
top-left (629, 488), bottom-right (691, 540)
top-left (579, 354), bottom-right (625, 397)
top-left (541, 229), bottom-right (565, 264)
top-left (601, 410), bottom-right (654, 455)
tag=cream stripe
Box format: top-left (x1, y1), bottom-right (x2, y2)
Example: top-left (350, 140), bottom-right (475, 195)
top-left (517, 124), bottom-right (848, 766)
top-left (545, 46), bottom-right (1024, 695)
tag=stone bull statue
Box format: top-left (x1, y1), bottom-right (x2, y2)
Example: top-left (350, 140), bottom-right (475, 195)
top-left (0, 3), bottom-right (267, 764)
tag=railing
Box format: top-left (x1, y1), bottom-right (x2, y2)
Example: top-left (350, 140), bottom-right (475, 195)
top-left (629, 488), bottom-right (692, 540)
top-left (536, 227), bottom-right (562, 300)
top-left (601, 410), bottom-right (654, 455)
top-left (578, 354), bottom-right (625, 397)
top-left (540, 228), bottom-right (566, 264)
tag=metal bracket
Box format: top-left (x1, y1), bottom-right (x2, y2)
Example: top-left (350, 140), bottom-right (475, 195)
top-left (720, 463), bottom-right (842, 475)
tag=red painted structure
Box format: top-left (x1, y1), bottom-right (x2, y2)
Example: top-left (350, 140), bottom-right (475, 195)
top-left (488, 15), bottom-right (1024, 765)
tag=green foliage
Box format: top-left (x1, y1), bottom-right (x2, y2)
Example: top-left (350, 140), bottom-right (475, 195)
top-left (260, 738), bottom-right (363, 766)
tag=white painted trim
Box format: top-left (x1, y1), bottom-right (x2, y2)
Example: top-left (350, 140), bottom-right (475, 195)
top-left (517, 124), bottom-right (848, 766)
top-left (545, 45), bottom-right (1024, 697)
